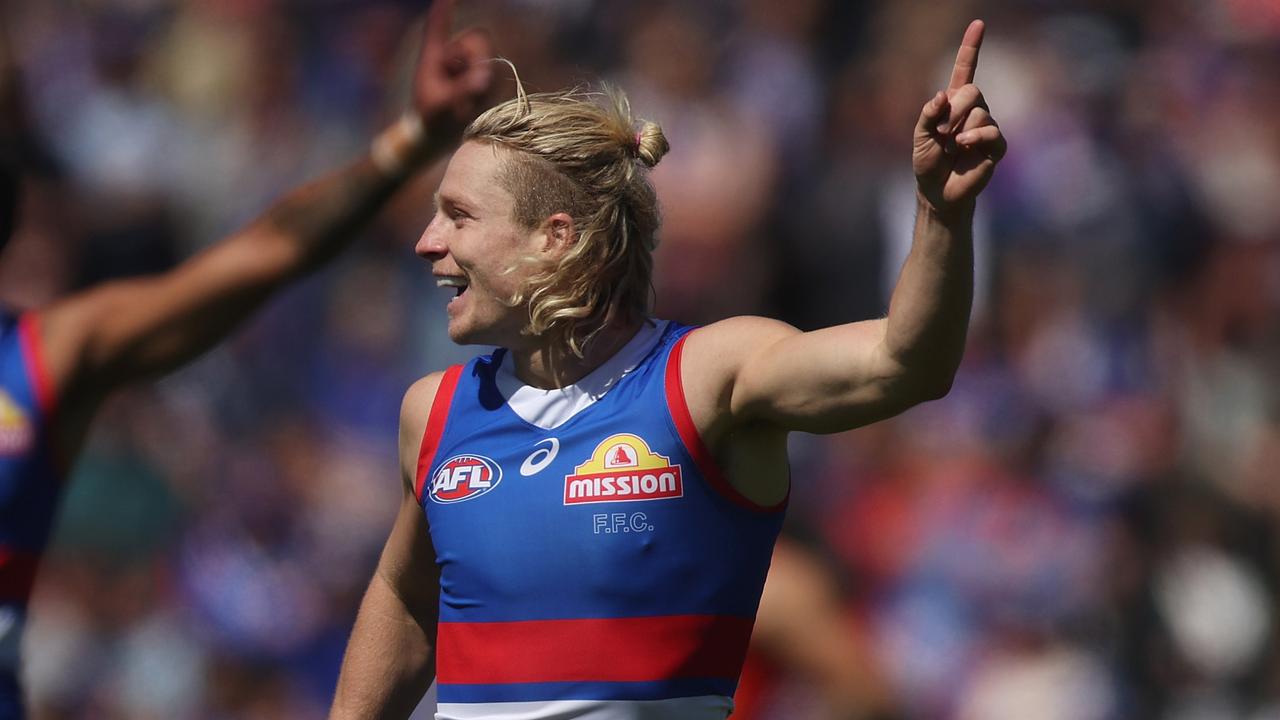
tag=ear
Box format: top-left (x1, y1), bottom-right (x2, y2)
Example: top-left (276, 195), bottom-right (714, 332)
top-left (539, 212), bottom-right (577, 257)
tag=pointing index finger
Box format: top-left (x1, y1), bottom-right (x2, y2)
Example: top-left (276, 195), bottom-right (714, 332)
top-left (947, 19), bottom-right (985, 91)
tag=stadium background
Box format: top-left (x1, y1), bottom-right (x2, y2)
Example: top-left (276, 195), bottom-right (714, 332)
top-left (3, 0), bottom-right (1280, 717)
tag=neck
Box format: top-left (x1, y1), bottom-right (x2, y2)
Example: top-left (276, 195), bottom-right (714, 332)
top-left (509, 319), bottom-right (645, 390)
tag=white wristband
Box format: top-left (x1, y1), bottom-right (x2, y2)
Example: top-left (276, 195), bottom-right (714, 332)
top-left (371, 112), bottom-right (427, 176)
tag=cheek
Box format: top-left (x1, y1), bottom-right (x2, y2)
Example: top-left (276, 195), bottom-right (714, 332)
top-left (478, 233), bottom-right (539, 294)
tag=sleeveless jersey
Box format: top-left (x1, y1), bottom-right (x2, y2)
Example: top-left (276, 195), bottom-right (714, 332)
top-left (0, 310), bottom-right (59, 719)
top-left (415, 320), bottom-right (786, 720)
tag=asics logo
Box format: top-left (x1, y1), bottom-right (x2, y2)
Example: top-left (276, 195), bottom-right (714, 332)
top-left (520, 438), bottom-right (560, 476)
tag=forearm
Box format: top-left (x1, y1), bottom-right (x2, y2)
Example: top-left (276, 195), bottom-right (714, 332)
top-left (253, 117), bottom-right (435, 279)
top-left (265, 0), bottom-right (493, 277)
top-left (714, 21), bottom-right (999, 434)
top-left (880, 195), bottom-right (974, 397)
top-left (43, 119), bottom-right (440, 392)
top-left (331, 570), bottom-right (438, 720)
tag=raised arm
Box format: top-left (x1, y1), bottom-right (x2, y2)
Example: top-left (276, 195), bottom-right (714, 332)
top-left (331, 374), bottom-right (444, 720)
top-left (33, 0), bottom-right (492, 408)
top-left (684, 20), bottom-right (1006, 436)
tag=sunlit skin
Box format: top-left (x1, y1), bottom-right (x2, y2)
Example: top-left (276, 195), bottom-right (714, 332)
top-left (333, 18), bottom-right (1006, 718)
top-left (416, 141), bottom-right (542, 349)
top-left (416, 140), bottom-right (642, 388)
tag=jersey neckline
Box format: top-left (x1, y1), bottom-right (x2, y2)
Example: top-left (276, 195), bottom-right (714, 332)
top-left (492, 320), bottom-right (670, 430)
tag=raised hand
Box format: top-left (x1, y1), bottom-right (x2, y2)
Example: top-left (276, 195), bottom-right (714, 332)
top-left (411, 0), bottom-right (494, 142)
top-left (913, 20), bottom-right (1007, 216)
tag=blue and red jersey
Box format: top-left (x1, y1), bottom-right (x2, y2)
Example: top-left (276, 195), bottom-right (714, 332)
top-left (0, 309), bottom-right (60, 718)
top-left (415, 320), bottom-right (786, 719)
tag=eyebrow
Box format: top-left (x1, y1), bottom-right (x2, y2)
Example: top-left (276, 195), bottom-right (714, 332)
top-left (433, 190), bottom-right (475, 214)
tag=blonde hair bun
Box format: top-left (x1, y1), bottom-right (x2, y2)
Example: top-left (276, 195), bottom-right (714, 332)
top-left (634, 121), bottom-right (669, 169)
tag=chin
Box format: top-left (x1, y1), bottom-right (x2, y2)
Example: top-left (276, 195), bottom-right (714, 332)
top-left (448, 315), bottom-right (528, 349)
top-left (447, 319), bottom-right (495, 347)
top-left (446, 323), bottom-right (477, 346)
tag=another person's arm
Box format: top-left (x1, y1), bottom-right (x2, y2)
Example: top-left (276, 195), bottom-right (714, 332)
top-left (33, 0), bottom-right (491, 407)
top-left (684, 21), bottom-right (1006, 437)
top-left (330, 374), bottom-right (444, 719)
top-left (750, 539), bottom-right (900, 720)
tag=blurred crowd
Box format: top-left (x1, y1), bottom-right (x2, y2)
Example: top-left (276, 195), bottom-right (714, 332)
top-left (1, 0), bottom-right (1279, 718)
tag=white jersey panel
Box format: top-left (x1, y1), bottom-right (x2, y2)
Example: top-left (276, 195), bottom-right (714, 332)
top-left (437, 695), bottom-right (732, 720)
top-left (495, 320), bottom-right (669, 430)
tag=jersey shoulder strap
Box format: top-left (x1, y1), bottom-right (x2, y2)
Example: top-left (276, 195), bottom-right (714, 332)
top-left (412, 364), bottom-right (464, 503)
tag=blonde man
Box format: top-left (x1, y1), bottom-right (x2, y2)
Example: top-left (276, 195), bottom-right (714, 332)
top-left (332, 20), bottom-right (1005, 720)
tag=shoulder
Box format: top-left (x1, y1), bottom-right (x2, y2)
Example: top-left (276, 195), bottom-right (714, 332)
top-left (401, 371), bottom-right (447, 427)
top-left (664, 316), bottom-right (800, 439)
top-left (13, 302), bottom-right (82, 407)
top-left (679, 316), bottom-right (799, 386)
top-left (397, 371), bottom-right (452, 489)
top-left (683, 316), bottom-right (799, 358)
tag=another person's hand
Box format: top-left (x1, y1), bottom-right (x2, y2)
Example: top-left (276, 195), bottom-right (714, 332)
top-left (913, 20), bottom-right (1007, 217)
top-left (372, 0), bottom-right (494, 174)
top-left (412, 0), bottom-right (494, 144)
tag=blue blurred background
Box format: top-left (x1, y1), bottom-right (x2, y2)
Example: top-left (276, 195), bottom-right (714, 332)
top-left (2, 0), bottom-right (1280, 718)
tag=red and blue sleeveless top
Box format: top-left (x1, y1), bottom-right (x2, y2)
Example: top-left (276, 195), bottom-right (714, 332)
top-left (0, 310), bottom-right (59, 717)
top-left (414, 320), bottom-right (786, 719)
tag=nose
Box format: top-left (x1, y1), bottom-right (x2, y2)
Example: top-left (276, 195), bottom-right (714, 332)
top-left (415, 214), bottom-right (448, 261)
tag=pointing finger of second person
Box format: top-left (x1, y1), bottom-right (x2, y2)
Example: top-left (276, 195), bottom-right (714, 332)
top-left (424, 0), bottom-right (457, 48)
top-left (444, 28), bottom-right (492, 76)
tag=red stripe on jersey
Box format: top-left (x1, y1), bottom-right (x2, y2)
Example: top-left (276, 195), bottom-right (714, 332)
top-left (17, 313), bottom-right (55, 416)
top-left (0, 548), bottom-right (40, 604)
top-left (415, 365), bottom-right (463, 503)
top-left (663, 333), bottom-right (785, 513)
top-left (436, 614), bottom-right (755, 684)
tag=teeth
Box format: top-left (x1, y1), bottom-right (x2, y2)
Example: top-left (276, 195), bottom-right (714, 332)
top-left (436, 276), bottom-right (468, 289)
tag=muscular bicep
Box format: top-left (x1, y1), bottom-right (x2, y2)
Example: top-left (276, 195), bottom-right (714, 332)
top-left (734, 319), bottom-right (913, 433)
top-left (685, 317), bottom-right (920, 437)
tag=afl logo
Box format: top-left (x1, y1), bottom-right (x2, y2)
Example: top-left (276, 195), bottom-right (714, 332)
top-left (429, 454), bottom-right (503, 504)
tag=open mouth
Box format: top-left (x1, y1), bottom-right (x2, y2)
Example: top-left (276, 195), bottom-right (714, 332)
top-left (436, 275), bottom-right (469, 298)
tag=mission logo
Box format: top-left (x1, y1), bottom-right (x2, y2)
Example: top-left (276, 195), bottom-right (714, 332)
top-left (429, 454), bottom-right (503, 504)
top-left (0, 390), bottom-right (32, 457)
top-left (564, 433), bottom-right (683, 505)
